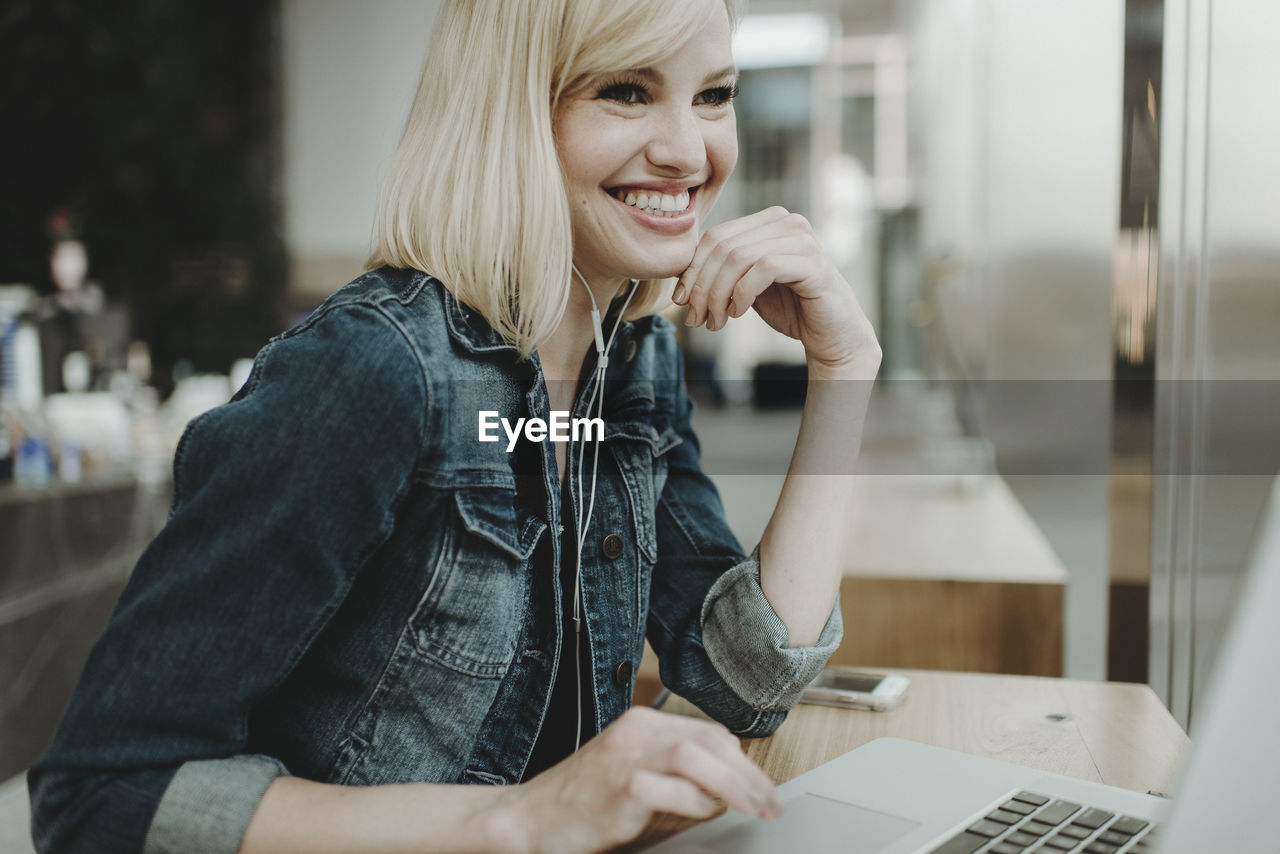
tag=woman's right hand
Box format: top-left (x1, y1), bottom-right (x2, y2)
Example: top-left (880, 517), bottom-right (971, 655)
top-left (493, 706), bottom-right (784, 854)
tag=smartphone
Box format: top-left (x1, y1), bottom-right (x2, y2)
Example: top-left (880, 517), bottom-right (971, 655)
top-left (800, 667), bottom-right (910, 711)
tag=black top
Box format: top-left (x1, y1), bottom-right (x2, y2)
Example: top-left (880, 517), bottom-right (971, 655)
top-left (523, 474), bottom-right (597, 779)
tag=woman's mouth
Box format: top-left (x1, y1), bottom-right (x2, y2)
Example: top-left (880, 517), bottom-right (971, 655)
top-left (605, 186), bottom-right (697, 218)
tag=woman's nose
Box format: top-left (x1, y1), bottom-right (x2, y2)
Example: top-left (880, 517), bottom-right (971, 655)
top-left (645, 107), bottom-right (707, 175)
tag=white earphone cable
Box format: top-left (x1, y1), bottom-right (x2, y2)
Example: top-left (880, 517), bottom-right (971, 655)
top-left (569, 267), bottom-right (637, 752)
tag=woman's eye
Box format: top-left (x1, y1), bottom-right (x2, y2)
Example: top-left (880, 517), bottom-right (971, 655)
top-left (598, 83), bottom-right (648, 105)
top-left (696, 84), bottom-right (739, 107)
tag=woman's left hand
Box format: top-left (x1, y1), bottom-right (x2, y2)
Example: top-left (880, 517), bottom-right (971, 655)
top-left (673, 206), bottom-right (880, 374)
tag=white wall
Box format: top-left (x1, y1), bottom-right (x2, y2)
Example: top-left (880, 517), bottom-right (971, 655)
top-left (282, 0), bottom-right (444, 300)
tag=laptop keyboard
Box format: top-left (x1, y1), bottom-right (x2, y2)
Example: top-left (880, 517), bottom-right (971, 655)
top-left (929, 791), bottom-right (1159, 854)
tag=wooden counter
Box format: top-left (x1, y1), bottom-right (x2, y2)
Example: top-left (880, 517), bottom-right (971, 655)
top-left (831, 475), bottom-right (1067, 676)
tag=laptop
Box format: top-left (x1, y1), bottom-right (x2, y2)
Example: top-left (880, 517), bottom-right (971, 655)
top-left (650, 477), bottom-right (1280, 854)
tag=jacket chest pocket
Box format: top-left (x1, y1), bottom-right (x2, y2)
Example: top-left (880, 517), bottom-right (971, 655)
top-left (606, 420), bottom-right (681, 656)
top-left (607, 420), bottom-right (682, 563)
top-left (410, 487), bottom-right (546, 678)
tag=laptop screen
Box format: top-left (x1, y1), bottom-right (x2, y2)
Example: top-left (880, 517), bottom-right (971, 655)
top-left (1157, 476), bottom-right (1280, 852)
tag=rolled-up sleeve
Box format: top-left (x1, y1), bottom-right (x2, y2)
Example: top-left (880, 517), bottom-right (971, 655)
top-left (143, 755), bottom-right (288, 854)
top-left (28, 300), bottom-right (428, 854)
top-left (646, 345), bottom-right (842, 738)
top-left (700, 544), bottom-right (842, 714)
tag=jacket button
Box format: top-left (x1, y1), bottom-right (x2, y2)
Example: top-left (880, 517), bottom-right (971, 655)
top-left (613, 659), bottom-right (633, 688)
top-left (601, 533), bottom-right (624, 559)
top-left (624, 339), bottom-right (637, 362)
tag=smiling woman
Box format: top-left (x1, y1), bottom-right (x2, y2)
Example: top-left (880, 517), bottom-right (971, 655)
top-left (370, 0), bottom-right (743, 357)
top-left (552, 18), bottom-right (739, 283)
top-left (28, 1), bottom-right (880, 852)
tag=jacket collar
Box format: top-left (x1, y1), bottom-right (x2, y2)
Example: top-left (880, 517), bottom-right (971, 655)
top-left (441, 285), bottom-right (518, 354)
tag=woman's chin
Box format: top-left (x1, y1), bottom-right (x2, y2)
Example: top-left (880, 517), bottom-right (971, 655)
top-left (627, 248), bottom-right (697, 282)
top-left (630, 268), bottom-right (684, 283)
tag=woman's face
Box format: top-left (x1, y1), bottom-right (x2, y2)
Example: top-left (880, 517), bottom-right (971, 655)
top-left (553, 5), bottom-right (739, 287)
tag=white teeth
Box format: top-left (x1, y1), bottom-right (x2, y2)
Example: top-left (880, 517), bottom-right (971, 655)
top-left (612, 188), bottom-right (694, 216)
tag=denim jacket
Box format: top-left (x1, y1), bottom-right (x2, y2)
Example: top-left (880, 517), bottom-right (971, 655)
top-left (29, 266), bottom-right (841, 853)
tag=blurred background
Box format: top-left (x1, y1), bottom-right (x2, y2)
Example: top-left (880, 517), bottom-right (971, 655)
top-left (2, 0), bottom-right (1279, 842)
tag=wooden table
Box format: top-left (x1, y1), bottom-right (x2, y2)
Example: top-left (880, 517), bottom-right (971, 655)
top-left (623, 670), bottom-right (1191, 851)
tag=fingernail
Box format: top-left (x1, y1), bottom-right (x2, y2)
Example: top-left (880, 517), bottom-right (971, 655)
top-left (673, 282), bottom-right (687, 303)
top-left (684, 308), bottom-right (697, 327)
top-left (727, 297), bottom-right (737, 317)
top-left (752, 793), bottom-right (781, 820)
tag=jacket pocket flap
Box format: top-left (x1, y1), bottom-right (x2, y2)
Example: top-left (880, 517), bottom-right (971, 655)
top-left (453, 490), bottom-right (545, 560)
top-left (603, 419), bottom-right (682, 457)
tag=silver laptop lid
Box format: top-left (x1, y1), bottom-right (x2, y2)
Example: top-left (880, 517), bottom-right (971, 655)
top-left (1157, 475), bottom-right (1280, 853)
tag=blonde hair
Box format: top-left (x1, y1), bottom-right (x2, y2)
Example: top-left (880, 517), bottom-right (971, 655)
top-left (367, 0), bottom-right (742, 357)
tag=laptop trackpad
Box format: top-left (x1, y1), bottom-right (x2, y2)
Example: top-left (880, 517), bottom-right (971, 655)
top-left (699, 793), bottom-right (921, 853)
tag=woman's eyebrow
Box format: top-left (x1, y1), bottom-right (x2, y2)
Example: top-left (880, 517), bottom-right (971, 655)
top-left (703, 65), bottom-right (740, 85)
top-left (627, 65), bottom-right (740, 86)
